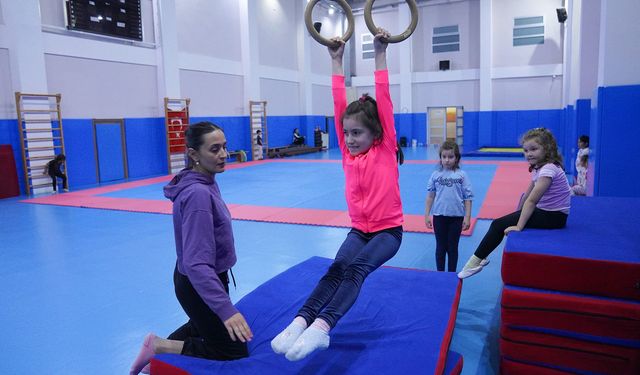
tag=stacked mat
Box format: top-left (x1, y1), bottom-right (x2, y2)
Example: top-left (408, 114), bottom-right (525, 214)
top-left (151, 257), bottom-right (464, 375)
top-left (500, 197), bottom-right (640, 374)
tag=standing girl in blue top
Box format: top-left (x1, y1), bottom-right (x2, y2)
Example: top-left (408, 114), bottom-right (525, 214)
top-left (424, 140), bottom-right (473, 272)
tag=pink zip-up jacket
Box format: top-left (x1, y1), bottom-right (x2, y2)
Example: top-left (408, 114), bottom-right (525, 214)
top-left (333, 70), bottom-right (403, 233)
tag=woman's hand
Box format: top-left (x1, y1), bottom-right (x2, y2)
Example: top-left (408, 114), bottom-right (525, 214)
top-left (328, 37), bottom-right (345, 60)
top-left (504, 226), bottom-right (521, 236)
top-left (224, 312), bottom-right (253, 343)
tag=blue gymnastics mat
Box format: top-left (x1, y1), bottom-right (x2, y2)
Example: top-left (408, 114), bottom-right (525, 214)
top-left (152, 257), bottom-right (462, 375)
top-left (502, 196), bottom-right (640, 300)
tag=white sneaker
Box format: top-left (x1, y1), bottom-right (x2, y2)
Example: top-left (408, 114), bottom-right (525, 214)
top-left (480, 258), bottom-right (490, 267)
top-left (457, 264), bottom-right (484, 279)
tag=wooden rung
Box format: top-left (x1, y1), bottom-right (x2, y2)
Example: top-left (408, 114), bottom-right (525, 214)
top-left (26, 155), bottom-right (55, 161)
top-left (167, 130), bottom-right (184, 133)
top-left (26, 146), bottom-right (62, 151)
top-left (30, 183), bottom-right (53, 189)
top-left (23, 128), bottom-right (61, 133)
top-left (25, 137), bottom-right (61, 142)
top-left (19, 109), bottom-right (56, 114)
top-left (26, 165), bottom-right (47, 170)
top-left (18, 93), bottom-right (60, 98)
top-left (22, 119), bottom-right (55, 124)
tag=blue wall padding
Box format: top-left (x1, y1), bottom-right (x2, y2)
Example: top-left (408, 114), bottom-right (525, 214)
top-left (124, 118), bottom-right (167, 179)
top-left (395, 113), bottom-right (413, 143)
top-left (463, 111), bottom-right (479, 151)
top-left (0, 119), bottom-right (24, 192)
top-left (328, 117), bottom-right (338, 148)
top-left (466, 109), bottom-right (565, 151)
top-left (190, 116), bottom-right (249, 160)
top-left (477, 111), bottom-right (494, 147)
top-left (575, 99), bottom-right (591, 139)
top-left (394, 113), bottom-right (427, 146)
top-left (63, 119), bottom-right (97, 188)
top-left (590, 84), bottom-right (640, 197)
top-left (562, 105), bottom-right (576, 174)
top-left (95, 122), bottom-right (125, 182)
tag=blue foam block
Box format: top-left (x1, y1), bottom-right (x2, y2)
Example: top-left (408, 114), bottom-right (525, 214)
top-left (153, 257), bottom-right (462, 375)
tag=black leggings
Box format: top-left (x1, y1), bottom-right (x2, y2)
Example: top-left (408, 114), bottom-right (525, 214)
top-left (168, 266), bottom-right (248, 360)
top-left (49, 171), bottom-right (68, 191)
top-left (474, 208), bottom-right (568, 259)
top-left (433, 216), bottom-right (463, 272)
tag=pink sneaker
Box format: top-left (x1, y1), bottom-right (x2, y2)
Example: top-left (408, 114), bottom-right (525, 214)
top-left (130, 333), bottom-right (156, 375)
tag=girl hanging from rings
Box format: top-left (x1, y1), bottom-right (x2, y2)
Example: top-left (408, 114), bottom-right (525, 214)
top-left (271, 28), bottom-right (404, 361)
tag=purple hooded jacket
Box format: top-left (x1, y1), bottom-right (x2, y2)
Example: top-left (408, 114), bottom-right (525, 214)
top-left (163, 169), bottom-right (238, 321)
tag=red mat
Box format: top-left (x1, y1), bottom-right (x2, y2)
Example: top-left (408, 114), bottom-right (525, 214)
top-left (502, 286), bottom-right (640, 341)
top-left (500, 325), bottom-right (640, 375)
top-left (500, 357), bottom-right (578, 375)
top-left (477, 162), bottom-right (530, 219)
top-left (21, 159), bottom-right (526, 234)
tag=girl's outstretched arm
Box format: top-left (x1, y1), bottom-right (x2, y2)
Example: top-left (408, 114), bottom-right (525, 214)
top-left (505, 177), bottom-right (552, 235)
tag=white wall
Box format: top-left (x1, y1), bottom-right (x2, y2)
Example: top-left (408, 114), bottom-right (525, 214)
top-left (413, 80), bottom-right (480, 111)
top-left (0, 48), bottom-right (13, 118)
top-left (44, 55), bottom-right (158, 118)
top-left (412, 0), bottom-right (480, 72)
top-left (492, 0), bottom-right (563, 68)
top-left (579, 0), bottom-right (600, 99)
top-left (176, 0), bottom-right (241, 61)
top-left (260, 78), bottom-right (300, 115)
top-left (257, 0), bottom-right (298, 71)
top-left (179, 69), bottom-right (244, 117)
top-left (311, 84), bottom-right (333, 116)
top-left (492, 76), bottom-right (562, 110)
top-left (598, 0), bottom-right (640, 87)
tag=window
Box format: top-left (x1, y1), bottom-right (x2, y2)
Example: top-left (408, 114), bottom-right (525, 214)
top-left (362, 33), bottom-right (374, 60)
top-left (513, 16), bottom-right (544, 46)
top-left (432, 25), bottom-right (459, 53)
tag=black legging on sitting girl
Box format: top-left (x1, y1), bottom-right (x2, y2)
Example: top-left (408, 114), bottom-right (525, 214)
top-left (474, 208), bottom-right (568, 259)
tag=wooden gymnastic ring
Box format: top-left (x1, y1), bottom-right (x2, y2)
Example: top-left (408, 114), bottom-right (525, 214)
top-left (364, 0), bottom-right (419, 43)
top-left (304, 0), bottom-right (354, 47)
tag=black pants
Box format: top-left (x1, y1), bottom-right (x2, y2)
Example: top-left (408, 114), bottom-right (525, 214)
top-left (168, 266), bottom-right (248, 360)
top-left (49, 171), bottom-right (68, 191)
top-left (433, 216), bottom-right (463, 272)
top-left (474, 208), bottom-right (568, 259)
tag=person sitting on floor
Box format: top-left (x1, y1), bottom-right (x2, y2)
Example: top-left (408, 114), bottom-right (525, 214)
top-left (292, 128), bottom-right (305, 146)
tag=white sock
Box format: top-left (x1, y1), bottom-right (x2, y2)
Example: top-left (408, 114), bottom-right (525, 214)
top-left (463, 255), bottom-right (483, 270)
top-left (271, 317), bottom-right (307, 354)
top-left (285, 325), bottom-right (330, 361)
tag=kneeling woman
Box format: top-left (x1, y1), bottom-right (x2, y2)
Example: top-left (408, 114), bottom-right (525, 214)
top-left (130, 122), bottom-right (253, 375)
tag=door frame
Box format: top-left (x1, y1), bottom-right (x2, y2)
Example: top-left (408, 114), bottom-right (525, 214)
top-left (427, 106), bottom-right (464, 145)
top-left (92, 118), bottom-right (128, 182)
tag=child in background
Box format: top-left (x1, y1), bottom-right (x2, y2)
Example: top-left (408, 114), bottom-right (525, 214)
top-left (425, 140), bottom-right (473, 272)
top-left (271, 28), bottom-right (403, 361)
top-left (256, 129), bottom-right (263, 160)
top-left (458, 127), bottom-right (571, 279)
top-left (43, 154), bottom-right (68, 192)
top-left (571, 135), bottom-right (589, 195)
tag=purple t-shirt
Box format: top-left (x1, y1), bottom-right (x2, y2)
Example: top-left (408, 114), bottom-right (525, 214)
top-left (532, 163), bottom-right (571, 213)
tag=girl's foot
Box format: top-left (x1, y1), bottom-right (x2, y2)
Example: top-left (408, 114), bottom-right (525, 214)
top-left (285, 326), bottom-right (330, 361)
top-left (271, 318), bottom-right (307, 354)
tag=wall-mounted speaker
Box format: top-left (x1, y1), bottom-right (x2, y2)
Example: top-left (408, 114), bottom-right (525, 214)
top-left (556, 8), bottom-right (567, 23)
top-left (439, 60), bottom-right (450, 71)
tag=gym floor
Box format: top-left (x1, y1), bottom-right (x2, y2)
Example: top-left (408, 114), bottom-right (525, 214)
top-left (0, 147), bottom-right (522, 374)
